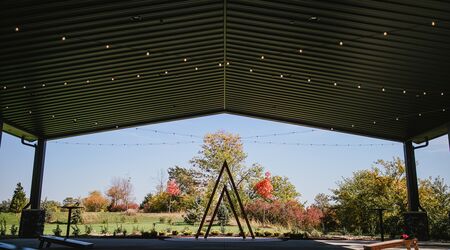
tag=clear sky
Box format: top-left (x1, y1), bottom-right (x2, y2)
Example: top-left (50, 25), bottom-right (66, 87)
top-left (0, 114), bottom-right (449, 205)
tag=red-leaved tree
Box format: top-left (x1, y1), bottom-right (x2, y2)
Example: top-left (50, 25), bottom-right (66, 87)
top-left (166, 179), bottom-right (181, 213)
top-left (254, 171), bottom-right (274, 226)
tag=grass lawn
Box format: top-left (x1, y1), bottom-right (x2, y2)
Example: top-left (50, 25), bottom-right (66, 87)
top-left (0, 212), bottom-right (288, 236)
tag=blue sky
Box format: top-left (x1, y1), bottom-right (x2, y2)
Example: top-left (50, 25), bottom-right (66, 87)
top-left (0, 114), bottom-right (449, 205)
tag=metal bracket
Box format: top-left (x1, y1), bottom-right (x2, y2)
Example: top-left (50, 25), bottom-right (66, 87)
top-left (21, 136), bottom-right (37, 148)
top-left (413, 137), bottom-right (429, 150)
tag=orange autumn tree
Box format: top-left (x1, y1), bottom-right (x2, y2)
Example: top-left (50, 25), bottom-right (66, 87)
top-left (254, 171), bottom-right (273, 227)
top-left (83, 191), bottom-right (109, 212)
top-left (166, 179), bottom-right (181, 213)
top-left (254, 171), bottom-right (273, 199)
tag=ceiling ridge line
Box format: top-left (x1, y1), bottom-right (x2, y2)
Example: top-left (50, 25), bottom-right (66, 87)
top-left (223, 0), bottom-right (227, 110)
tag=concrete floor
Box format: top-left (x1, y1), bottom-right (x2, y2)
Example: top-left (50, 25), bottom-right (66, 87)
top-left (2, 238), bottom-right (449, 250)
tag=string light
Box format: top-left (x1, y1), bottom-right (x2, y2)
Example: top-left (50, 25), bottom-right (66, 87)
top-left (226, 62), bottom-right (230, 66)
top-left (339, 41), bottom-right (343, 46)
top-left (137, 74), bottom-right (140, 78)
top-left (383, 32), bottom-right (387, 36)
top-left (403, 90), bottom-right (406, 94)
top-left (64, 82), bottom-right (68, 86)
top-left (260, 55), bottom-right (265, 60)
top-left (51, 115), bottom-right (55, 118)
top-left (42, 83), bottom-right (46, 87)
top-left (146, 51), bottom-right (150, 56)
top-left (183, 58), bottom-right (187, 62)
top-left (15, 27), bottom-right (19, 32)
top-left (299, 49), bottom-right (303, 53)
top-left (106, 44), bottom-right (110, 49)
top-left (280, 74), bottom-right (284, 78)
top-left (357, 85), bottom-right (361, 89)
top-left (423, 91), bottom-right (426, 95)
top-left (431, 21), bottom-right (436, 26)
top-left (219, 63), bottom-right (222, 67)
top-left (23, 86), bottom-right (26, 89)
top-left (195, 67), bottom-right (198, 71)
top-left (333, 82), bottom-right (337, 86)
top-left (86, 80), bottom-right (90, 83)
top-left (48, 140), bottom-right (398, 148)
top-left (2, 86), bottom-right (6, 90)
top-left (165, 70), bottom-right (168, 74)
top-left (249, 69), bottom-right (253, 72)
top-left (382, 88), bottom-right (386, 92)
top-left (307, 78), bottom-right (311, 82)
top-left (111, 77), bottom-right (115, 81)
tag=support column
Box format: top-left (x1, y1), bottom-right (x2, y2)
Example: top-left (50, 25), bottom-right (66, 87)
top-left (404, 141), bottom-right (419, 211)
top-left (403, 140), bottom-right (429, 241)
top-left (30, 138), bottom-right (46, 209)
top-left (19, 138), bottom-right (46, 238)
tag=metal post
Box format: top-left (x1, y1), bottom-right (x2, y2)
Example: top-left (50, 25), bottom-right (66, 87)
top-left (30, 138), bottom-right (46, 209)
top-left (404, 141), bottom-right (419, 211)
top-left (378, 209), bottom-right (385, 241)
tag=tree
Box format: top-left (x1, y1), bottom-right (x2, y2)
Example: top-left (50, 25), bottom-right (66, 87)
top-left (41, 198), bottom-right (61, 223)
top-left (183, 196), bottom-right (204, 224)
top-left (140, 193), bottom-right (153, 209)
top-left (106, 177), bottom-right (134, 210)
top-left (190, 130), bottom-right (247, 185)
top-left (83, 191), bottom-right (109, 212)
top-left (0, 200), bottom-right (11, 213)
top-left (254, 171), bottom-right (273, 199)
top-left (166, 179), bottom-right (181, 213)
top-left (168, 166), bottom-right (201, 195)
top-left (9, 183), bottom-right (27, 213)
top-left (419, 177), bottom-right (450, 239)
top-left (271, 175), bottom-right (299, 201)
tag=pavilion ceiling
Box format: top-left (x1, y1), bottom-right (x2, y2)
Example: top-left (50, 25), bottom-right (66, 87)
top-left (0, 0), bottom-right (449, 142)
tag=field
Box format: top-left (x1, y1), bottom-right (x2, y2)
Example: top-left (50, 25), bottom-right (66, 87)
top-left (0, 212), bottom-right (288, 237)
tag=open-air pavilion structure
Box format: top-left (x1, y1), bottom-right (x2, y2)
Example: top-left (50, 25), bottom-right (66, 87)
top-left (1, 0), bottom-right (449, 241)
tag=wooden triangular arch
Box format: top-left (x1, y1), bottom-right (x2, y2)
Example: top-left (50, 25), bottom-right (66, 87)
top-left (195, 161), bottom-right (255, 239)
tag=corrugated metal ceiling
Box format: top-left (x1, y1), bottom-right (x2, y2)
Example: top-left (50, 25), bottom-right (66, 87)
top-left (0, 0), bottom-right (449, 142)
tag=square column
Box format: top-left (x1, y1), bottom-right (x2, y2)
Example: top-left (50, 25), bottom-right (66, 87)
top-left (19, 138), bottom-right (46, 238)
top-left (403, 140), bottom-right (429, 241)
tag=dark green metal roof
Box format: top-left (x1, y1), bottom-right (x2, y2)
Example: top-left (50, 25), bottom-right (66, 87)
top-left (1, 0), bottom-right (449, 142)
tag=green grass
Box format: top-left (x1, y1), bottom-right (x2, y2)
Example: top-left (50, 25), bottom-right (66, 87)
top-left (0, 212), bottom-right (287, 236)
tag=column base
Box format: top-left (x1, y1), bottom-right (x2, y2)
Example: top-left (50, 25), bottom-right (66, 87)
top-left (403, 211), bottom-right (429, 241)
top-left (19, 209), bottom-right (45, 238)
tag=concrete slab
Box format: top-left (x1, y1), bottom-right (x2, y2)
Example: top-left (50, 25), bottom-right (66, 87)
top-left (1, 238), bottom-right (449, 250)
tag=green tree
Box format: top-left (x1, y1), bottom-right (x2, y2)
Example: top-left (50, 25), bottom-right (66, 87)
top-left (167, 166), bottom-right (201, 195)
top-left (271, 175), bottom-right (300, 201)
top-left (9, 183), bottom-right (27, 213)
top-left (190, 130), bottom-right (247, 185)
top-left (419, 177), bottom-right (450, 239)
top-left (332, 158), bottom-right (407, 235)
top-left (41, 198), bottom-right (61, 223)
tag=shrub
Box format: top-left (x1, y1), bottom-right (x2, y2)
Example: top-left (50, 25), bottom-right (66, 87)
top-left (183, 230), bottom-right (192, 236)
top-left (133, 218), bottom-right (139, 223)
top-left (53, 225), bottom-right (62, 237)
top-left (211, 230), bottom-right (220, 236)
top-left (0, 218), bottom-right (6, 236)
top-left (273, 232), bottom-right (280, 237)
top-left (71, 225), bottom-right (80, 237)
top-left (132, 226), bottom-right (140, 235)
top-left (255, 231), bottom-right (262, 237)
top-left (159, 217), bottom-right (166, 224)
top-left (10, 225), bottom-right (18, 236)
top-left (159, 231), bottom-right (166, 236)
top-left (172, 230), bottom-right (178, 236)
top-left (264, 231), bottom-right (272, 237)
top-left (226, 232), bottom-right (233, 236)
top-left (183, 197), bottom-right (203, 224)
top-left (100, 225), bottom-right (109, 235)
top-left (84, 225), bottom-right (93, 235)
top-left (141, 229), bottom-right (158, 238)
top-left (309, 229), bottom-right (322, 238)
